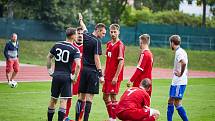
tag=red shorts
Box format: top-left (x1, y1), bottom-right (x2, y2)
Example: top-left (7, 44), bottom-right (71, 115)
top-left (102, 79), bottom-right (122, 94)
top-left (6, 59), bottom-right (19, 73)
top-left (72, 76), bottom-right (80, 95)
top-left (116, 108), bottom-right (155, 121)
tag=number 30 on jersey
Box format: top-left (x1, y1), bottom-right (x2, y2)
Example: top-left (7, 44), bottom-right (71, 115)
top-left (55, 48), bottom-right (70, 63)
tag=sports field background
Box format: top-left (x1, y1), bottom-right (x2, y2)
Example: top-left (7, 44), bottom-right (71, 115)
top-left (0, 40), bottom-right (215, 121)
top-left (0, 78), bottom-right (215, 121)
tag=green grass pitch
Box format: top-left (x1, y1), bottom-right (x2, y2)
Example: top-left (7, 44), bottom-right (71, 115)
top-left (0, 78), bottom-right (215, 121)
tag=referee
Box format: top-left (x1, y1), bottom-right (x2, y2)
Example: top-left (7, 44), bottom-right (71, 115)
top-left (75, 13), bottom-right (106, 121)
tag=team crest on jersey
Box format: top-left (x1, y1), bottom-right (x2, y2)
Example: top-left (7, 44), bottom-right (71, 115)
top-left (108, 52), bottom-right (112, 57)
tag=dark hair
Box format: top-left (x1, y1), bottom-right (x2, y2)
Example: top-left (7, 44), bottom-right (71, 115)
top-left (95, 23), bottom-right (106, 30)
top-left (169, 35), bottom-right (181, 45)
top-left (77, 27), bottom-right (83, 31)
top-left (109, 24), bottom-right (120, 30)
top-left (140, 78), bottom-right (151, 89)
top-left (66, 27), bottom-right (76, 37)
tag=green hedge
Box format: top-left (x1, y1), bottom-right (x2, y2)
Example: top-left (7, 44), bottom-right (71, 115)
top-left (120, 6), bottom-right (215, 28)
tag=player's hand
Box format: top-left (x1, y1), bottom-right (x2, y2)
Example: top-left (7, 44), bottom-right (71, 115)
top-left (48, 68), bottom-right (53, 77)
top-left (71, 74), bottom-right (77, 83)
top-left (111, 76), bottom-right (117, 85)
top-left (78, 13), bottom-right (83, 21)
top-left (127, 80), bottom-right (132, 87)
top-left (150, 108), bottom-right (160, 116)
top-left (174, 70), bottom-right (181, 77)
top-left (99, 76), bottom-right (104, 85)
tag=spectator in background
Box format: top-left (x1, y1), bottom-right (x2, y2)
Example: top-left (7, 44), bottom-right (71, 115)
top-left (4, 33), bottom-right (19, 84)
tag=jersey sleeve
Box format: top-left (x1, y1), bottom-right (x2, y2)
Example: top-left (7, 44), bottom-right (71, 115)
top-left (105, 42), bottom-right (109, 57)
top-left (137, 53), bottom-right (147, 71)
top-left (118, 43), bottom-right (125, 60)
top-left (130, 68), bottom-right (142, 82)
top-left (4, 42), bottom-right (9, 59)
top-left (83, 30), bottom-right (88, 40)
top-left (176, 52), bottom-right (185, 63)
top-left (94, 39), bottom-right (102, 55)
top-left (50, 45), bottom-right (56, 55)
top-left (130, 53), bottom-right (147, 82)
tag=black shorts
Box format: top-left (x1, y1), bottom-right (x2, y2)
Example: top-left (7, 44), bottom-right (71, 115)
top-left (79, 66), bottom-right (99, 94)
top-left (51, 74), bottom-right (72, 99)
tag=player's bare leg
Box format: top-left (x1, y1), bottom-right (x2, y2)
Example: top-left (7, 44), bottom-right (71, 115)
top-left (48, 98), bottom-right (58, 121)
top-left (10, 71), bottom-right (17, 81)
top-left (110, 94), bottom-right (117, 121)
top-left (6, 72), bottom-right (11, 83)
top-left (103, 93), bottom-right (112, 121)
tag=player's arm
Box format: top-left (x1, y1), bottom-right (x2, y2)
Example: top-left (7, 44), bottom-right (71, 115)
top-left (174, 53), bottom-right (187, 77)
top-left (47, 52), bottom-right (54, 76)
top-left (112, 45), bottom-right (125, 84)
top-left (78, 13), bottom-right (87, 31)
top-left (72, 58), bottom-right (81, 83)
top-left (175, 59), bottom-right (186, 77)
top-left (4, 43), bottom-right (9, 60)
top-left (127, 54), bottom-right (147, 87)
top-left (112, 59), bottom-right (124, 85)
top-left (95, 54), bottom-right (104, 84)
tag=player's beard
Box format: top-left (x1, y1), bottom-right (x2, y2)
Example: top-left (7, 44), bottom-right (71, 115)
top-left (111, 35), bottom-right (116, 39)
top-left (76, 39), bottom-right (83, 45)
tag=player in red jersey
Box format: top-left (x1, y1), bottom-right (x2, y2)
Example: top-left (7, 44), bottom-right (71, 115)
top-left (102, 24), bottom-right (125, 121)
top-left (116, 78), bottom-right (160, 121)
top-left (127, 34), bottom-right (154, 96)
top-left (65, 27), bottom-right (83, 121)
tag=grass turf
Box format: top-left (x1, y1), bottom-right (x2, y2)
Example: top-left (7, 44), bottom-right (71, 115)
top-left (1, 39), bottom-right (215, 71)
top-left (0, 78), bottom-right (215, 121)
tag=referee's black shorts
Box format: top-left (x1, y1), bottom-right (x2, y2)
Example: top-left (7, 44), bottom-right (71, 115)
top-left (51, 74), bottom-right (72, 99)
top-left (79, 66), bottom-right (99, 94)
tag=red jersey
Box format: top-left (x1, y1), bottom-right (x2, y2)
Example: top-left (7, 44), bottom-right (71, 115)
top-left (104, 40), bottom-right (125, 81)
top-left (71, 42), bottom-right (83, 95)
top-left (130, 49), bottom-right (153, 87)
top-left (116, 87), bottom-right (151, 114)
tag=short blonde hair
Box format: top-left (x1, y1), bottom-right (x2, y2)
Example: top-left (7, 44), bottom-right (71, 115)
top-left (139, 34), bottom-right (150, 45)
top-left (109, 24), bottom-right (120, 30)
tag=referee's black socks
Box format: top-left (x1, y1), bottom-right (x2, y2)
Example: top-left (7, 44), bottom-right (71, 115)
top-left (47, 107), bottom-right (55, 121)
top-left (58, 107), bottom-right (66, 121)
top-left (84, 101), bottom-right (92, 121)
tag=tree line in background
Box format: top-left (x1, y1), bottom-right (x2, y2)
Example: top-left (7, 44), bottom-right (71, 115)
top-left (0, 0), bottom-right (215, 30)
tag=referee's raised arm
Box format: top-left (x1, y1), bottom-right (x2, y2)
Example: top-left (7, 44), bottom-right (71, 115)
top-left (78, 13), bottom-right (87, 32)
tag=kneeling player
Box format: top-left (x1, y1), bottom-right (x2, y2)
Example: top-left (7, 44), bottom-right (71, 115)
top-left (116, 78), bottom-right (160, 121)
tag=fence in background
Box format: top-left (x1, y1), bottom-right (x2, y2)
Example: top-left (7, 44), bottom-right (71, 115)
top-left (0, 18), bottom-right (214, 50)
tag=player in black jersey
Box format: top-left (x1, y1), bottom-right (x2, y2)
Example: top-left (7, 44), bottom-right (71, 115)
top-left (75, 13), bottom-right (106, 121)
top-left (46, 27), bottom-right (81, 121)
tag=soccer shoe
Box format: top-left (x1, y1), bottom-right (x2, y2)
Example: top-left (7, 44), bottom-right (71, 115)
top-left (64, 117), bottom-right (74, 121)
top-left (8, 81), bottom-right (12, 85)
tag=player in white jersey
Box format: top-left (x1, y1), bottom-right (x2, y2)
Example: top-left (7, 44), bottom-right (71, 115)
top-left (167, 35), bottom-right (189, 121)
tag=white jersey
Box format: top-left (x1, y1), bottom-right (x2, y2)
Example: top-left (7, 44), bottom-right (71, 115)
top-left (172, 47), bottom-right (188, 85)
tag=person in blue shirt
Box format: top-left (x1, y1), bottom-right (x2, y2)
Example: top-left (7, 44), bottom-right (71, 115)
top-left (4, 33), bottom-right (19, 84)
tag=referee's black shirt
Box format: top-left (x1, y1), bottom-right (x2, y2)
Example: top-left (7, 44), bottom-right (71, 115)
top-left (82, 31), bottom-right (102, 69)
